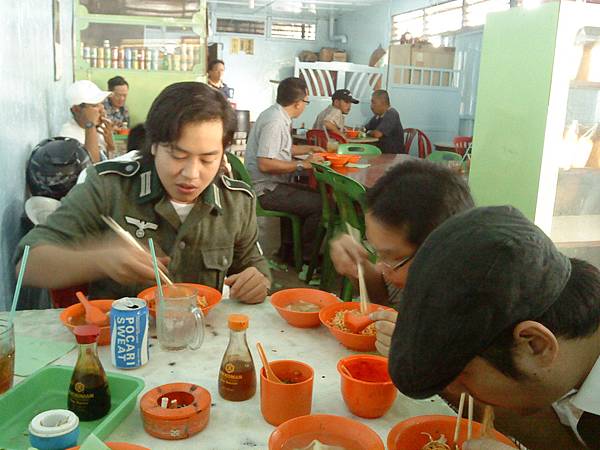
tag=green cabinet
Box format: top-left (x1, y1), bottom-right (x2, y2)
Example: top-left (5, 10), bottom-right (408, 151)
top-left (74, 0), bottom-right (207, 126)
top-left (470, 1), bottom-right (600, 267)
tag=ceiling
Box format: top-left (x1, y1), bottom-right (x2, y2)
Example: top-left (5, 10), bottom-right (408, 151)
top-left (207, 0), bottom-right (390, 17)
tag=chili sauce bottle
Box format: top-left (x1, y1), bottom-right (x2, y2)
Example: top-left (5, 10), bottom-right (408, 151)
top-left (68, 325), bottom-right (111, 421)
top-left (218, 314), bottom-right (256, 401)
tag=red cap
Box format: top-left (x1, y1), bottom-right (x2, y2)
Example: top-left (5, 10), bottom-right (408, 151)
top-left (73, 325), bottom-right (100, 344)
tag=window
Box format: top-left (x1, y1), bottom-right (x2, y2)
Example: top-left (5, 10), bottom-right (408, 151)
top-left (216, 18), bottom-right (265, 36)
top-left (392, 10), bottom-right (425, 41)
top-left (464, 0), bottom-right (510, 27)
top-left (425, 0), bottom-right (463, 35)
top-left (270, 21), bottom-right (316, 40)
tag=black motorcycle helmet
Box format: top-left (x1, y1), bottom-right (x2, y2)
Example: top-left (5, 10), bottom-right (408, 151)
top-left (26, 137), bottom-right (91, 200)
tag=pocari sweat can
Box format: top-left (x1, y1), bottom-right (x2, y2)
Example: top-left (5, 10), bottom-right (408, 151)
top-left (110, 297), bottom-right (149, 369)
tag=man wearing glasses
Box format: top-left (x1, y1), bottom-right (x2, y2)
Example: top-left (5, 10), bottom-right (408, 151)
top-left (330, 159), bottom-right (474, 355)
top-left (245, 77), bottom-right (324, 262)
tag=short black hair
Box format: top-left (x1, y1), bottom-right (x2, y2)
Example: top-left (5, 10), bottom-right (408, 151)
top-left (107, 76), bottom-right (128, 91)
top-left (480, 258), bottom-right (600, 378)
top-left (366, 159), bottom-right (474, 246)
top-left (143, 82), bottom-right (236, 156)
top-left (126, 123), bottom-right (146, 152)
top-left (208, 59), bottom-right (225, 71)
top-left (276, 77), bottom-right (308, 107)
top-left (372, 89), bottom-right (390, 106)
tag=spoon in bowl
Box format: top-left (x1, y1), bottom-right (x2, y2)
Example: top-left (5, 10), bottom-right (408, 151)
top-left (256, 342), bottom-right (282, 384)
top-left (76, 291), bottom-right (109, 327)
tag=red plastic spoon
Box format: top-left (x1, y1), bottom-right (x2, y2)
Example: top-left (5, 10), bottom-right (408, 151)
top-left (76, 291), bottom-right (109, 326)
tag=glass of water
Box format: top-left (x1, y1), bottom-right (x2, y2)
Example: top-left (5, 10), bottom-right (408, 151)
top-left (0, 319), bottom-right (15, 394)
top-left (157, 285), bottom-right (205, 351)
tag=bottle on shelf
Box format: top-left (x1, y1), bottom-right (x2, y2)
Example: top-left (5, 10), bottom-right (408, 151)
top-left (68, 325), bottom-right (111, 421)
top-left (103, 40), bottom-right (111, 67)
top-left (218, 314), bottom-right (256, 402)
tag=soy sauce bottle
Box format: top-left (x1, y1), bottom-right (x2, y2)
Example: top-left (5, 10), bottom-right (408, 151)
top-left (68, 325), bottom-right (111, 421)
top-left (218, 314), bottom-right (256, 401)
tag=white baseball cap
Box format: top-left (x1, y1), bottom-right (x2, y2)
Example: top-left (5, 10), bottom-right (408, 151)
top-left (67, 80), bottom-right (110, 106)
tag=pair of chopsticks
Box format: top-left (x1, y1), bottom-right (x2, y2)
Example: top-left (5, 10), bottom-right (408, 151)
top-left (346, 223), bottom-right (369, 315)
top-left (101, 215), bottom-right (173, 285)
top-left (453, 393), bottom-right (495, 446)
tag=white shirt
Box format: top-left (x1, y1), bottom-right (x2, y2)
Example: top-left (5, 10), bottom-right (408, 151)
top-left (552, 355), bottom-right (600, 446)
top-left (59, 117), bottom-right (108, 160)
top-left (169, 200), bottom-right (194, 223)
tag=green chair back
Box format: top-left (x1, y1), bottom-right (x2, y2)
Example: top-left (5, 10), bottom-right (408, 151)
top-left (337, 143), bottom-right (382, 156)
top-left (428, 150), bottom-right (463, 163)
top-left (226, 152), bottom-right (266, 215)
top-left (328, 171), bottom-right (367, 238)
top-left (311, 163), bottom-right (336, 225)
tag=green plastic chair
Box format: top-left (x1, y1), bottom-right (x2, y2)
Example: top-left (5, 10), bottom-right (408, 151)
top-left (226, 152), bottom-right (303, 272)
top-left (427, 150), bottom-right (463, 162)
top-left (337, 143), bottom-right (382, 156)
top-left (306, 163), bottom-right (339, 291)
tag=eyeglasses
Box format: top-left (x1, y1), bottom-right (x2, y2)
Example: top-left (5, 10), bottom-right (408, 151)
top-left (301, 99), bottom-right (310, 105)
top-left (379, 254), bottom-right (415, 272)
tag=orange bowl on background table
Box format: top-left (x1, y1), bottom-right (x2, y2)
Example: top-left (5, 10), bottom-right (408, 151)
top-left (60, 300), bottom-right (114, 346)
top-left (345, 130), bottom-right (360, 139)
top-left (68, 443), bottom-right (149, 450)
top-left (137, 283), bottom-right (222, 318)
top-left (260, 360), bottom-right (314, 426)
top-left (319, 302), bottom-right (393, 352)
top-left (387, 415), bottom-right (518, 450)
top-left (269, 414), bottom-right (384, 450)
top-left (270, 288), bottom-right (340, 328)
top-left (337, 354), bottom-right (397, 418)
top-left (322, 153), bottom-right (351, 167)
top-left (345, 154), bottom-right (361, 163)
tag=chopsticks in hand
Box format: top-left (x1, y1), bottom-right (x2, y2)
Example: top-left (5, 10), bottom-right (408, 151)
top-left (101, 215), bottom-right (174, 285)
top-left (453, 393), bottom-right (481, 449)
top-left (346, 223), bottom-right (370, 315)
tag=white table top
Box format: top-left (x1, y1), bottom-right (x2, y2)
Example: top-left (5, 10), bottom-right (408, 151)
top-left (11, 300), bottom-right (453, 449)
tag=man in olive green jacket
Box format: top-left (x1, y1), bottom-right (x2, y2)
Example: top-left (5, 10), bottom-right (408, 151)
top-left (16, 82), bottom-right (270, 303)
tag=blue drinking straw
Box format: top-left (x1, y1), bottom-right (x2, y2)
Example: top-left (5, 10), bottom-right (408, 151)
top-left (148, 238), bottom-right (164, 299)
top-left (9, 245), bottom-right (30, 326)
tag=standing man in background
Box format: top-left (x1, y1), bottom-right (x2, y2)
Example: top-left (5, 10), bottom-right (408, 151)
top-left (59, 80), bottom-right (115, 162)
top-left (365, 89), bottom-right (404, 154)
top-left (103, 76), bottom-right (130, 130)
top-left (207, 59), bottom-right (233, 100)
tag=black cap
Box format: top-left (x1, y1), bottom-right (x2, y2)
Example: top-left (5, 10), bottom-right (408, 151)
top-left (332, 89), bottom-right (359, 104)
top-left (389, 206), bottom-right (572, 399)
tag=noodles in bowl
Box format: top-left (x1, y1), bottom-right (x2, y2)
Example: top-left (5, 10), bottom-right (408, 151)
top-left (329, 310), bottom-right (375, 335)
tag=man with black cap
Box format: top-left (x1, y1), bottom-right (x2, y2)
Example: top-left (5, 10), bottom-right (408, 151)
top-left (389, 205), bottom-right (600, 449)
top-left (312, 89), bottom-right (358, 136)
top-left (365, 89), bottom-right (404, 154)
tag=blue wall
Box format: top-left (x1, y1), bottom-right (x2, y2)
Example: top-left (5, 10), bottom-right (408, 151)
top-left (0, 1), bottom-right (74, 311)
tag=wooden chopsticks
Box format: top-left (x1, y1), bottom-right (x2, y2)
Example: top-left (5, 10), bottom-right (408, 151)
top-left (453, 393), bottom-right (495, 448)
top-left (101, 215), bottom-right (174, 285)
top-left (346, 223), bottom-right (369, 314)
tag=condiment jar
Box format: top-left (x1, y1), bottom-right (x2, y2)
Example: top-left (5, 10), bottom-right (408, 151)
top-left (68, 325), bottom-right (111, 421)
top-left (218, 314), bottom-right (256, 401)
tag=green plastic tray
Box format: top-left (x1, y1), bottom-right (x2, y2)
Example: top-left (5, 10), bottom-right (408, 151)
top-left (0, 365), bottom-right (144, 450)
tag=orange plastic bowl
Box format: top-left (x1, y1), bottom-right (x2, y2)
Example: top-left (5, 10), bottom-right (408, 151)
top-left (338, 354), bottom-right (397, 418)
top-left (345, 130), bottom-right (360, 139)
top-left (270, 288), bottom-right (340, 328)
top-left (60, 299), bottom-right (114, 346)
top-left (68, 444), bottom-right (149, 450)
top-left (346, 154), bottom-right (361, 163)
top-left (319, 302), bottom-right (392, 352)
top-left (322, 153), bottom-right (351, 167)
top-left (387, 415), bottom-right (518, 450)
top-left (137, 283), bottom-right (222, 318)
top-left (269, 414), bottom-right (384, 450)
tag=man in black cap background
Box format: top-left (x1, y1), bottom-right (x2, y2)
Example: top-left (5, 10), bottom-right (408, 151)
top-left (365, 89), bottom-right (404, 154)
top-left (389, 206), bottom-right (600, 449)
top-left (312, 89), bottom-right (359, 136)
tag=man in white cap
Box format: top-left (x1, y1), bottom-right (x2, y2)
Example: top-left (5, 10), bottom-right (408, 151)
top-left (59, 80), bottom-right (115, 162)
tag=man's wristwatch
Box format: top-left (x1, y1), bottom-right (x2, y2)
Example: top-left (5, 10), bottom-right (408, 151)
top-left (295, 162), bottom-right (304, 174)
top-left (84, 121), bottom-right (95, 129)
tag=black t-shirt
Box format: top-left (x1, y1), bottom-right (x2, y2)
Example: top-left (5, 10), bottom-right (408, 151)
top-left (365, 107), bottom-right (405, 154)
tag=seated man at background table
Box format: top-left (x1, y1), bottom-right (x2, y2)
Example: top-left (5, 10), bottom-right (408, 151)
top-left (103, 75), bottom-right (130, 130)
top-left (389, 206), bottom-right (600, 450)
top-left (16, 82), bottom-right (271, 304)
top-left (244, 77), bottom-right (324, 262)
top-left (313, 89), bottom-right (358, 136)
top-left (60, 80), bottom-right (115, 162)
top-left (329, 159), bottom-right (474, 355)
top-left (365, 89), bottom-right (404, 154)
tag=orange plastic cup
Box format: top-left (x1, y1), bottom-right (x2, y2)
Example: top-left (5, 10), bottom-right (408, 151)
top-left (260, 360), bottom-right (314, 426)
top-left (337, 354), bottom-right (397, 419)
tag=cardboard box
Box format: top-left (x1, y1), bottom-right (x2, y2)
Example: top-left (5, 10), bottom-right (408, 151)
top-left (388, 43), bottom-right (455, 86)
top-left (389, 44), bottom-right (412, 84)
top-left (333, 51), bottom-right (347, 62)
top-left (319, 47), bottom-right (334, 62)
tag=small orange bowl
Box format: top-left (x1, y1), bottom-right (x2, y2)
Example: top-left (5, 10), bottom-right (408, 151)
top-left (270, 288), bottom-right (340, 328)
top-left (338, 355), bottom-right (397, 418)
top-left (345, 130), bottom-right (360, 139)
top-left (319, 302), bottom-right (392, 352)
top-left (387, 415), bottom-right (518, 450)
top-left (269, 414), bottom-right (384, 450)
top-left (346, 154), bottom-right (361, 163)
top-left (322, 153), bottom-right (351, 167)
top-left (68, 444), bottom-right (149, 450)
top-left (137, 283), bottom-right (222, 318)
top-left (60, 299), bottom-right (114, 346)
